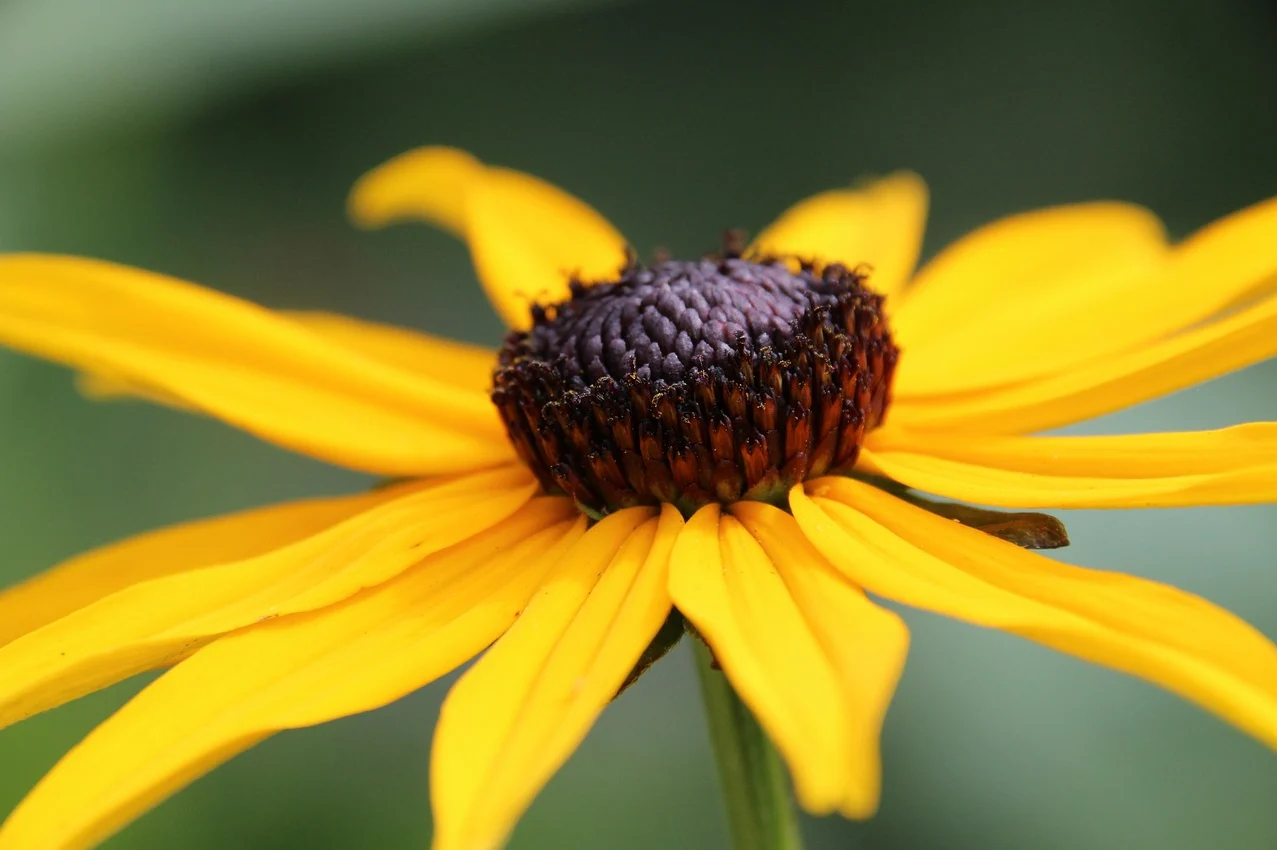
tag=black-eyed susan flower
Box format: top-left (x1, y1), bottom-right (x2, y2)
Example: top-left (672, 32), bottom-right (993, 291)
top-left (1, 146), bottom-right (1276, 850)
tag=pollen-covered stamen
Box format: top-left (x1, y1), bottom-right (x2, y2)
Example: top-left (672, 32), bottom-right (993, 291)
top-left (491, 256), bottom-right (898, 516)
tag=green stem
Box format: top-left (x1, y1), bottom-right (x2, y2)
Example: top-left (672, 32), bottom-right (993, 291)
top-left (692, 638), bottom-right (805, 850)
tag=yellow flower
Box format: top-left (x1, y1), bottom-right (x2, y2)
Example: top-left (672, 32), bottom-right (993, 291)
top-left (1, 145), bottom-right (1276, 850)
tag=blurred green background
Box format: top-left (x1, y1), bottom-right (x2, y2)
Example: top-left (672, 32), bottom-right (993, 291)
top-left (2, 0), bottom-right (1277, 847)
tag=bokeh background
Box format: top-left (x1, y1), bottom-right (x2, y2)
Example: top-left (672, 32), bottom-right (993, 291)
top-left (2, 0), bottom-right (1277, 847)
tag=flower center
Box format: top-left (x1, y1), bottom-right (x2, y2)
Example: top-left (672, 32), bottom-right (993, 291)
top-left (492, 255), bottom-right (898, 516)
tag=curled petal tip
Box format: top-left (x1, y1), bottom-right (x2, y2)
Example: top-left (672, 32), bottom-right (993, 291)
top-left (347, 146), bottom-right (484, 234)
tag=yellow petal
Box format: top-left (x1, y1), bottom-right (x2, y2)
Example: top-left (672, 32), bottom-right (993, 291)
top-left (349, 147), bottom-right (630, 331)
top-left (1168, 195), bottom-right (1277, 317)
top-left (431, 504), bottom-right (678, 850)
top-left (894, 196), bottom-right (1277, 397)
top-left (0, 482), bottom-right (423, 650)
top-left (669, 504), bottom-right (905, 816)
top-left (465, 167), bottom-right (630, 330)
top-left (890, 288), bottom-right (1277, 434)
top-left (793, 478), bottom-right (1277, 752)
top-left (728, 501), bottom-right (909, 818)
top-left (78, 311), bottom-right (497, 408)
top-left (892, 258), bottom-right (1168, 396)
top-left (891, 202), bottom-right (1166, 366)
top-left (0, 254), bottom-right (511, 475)
top-left (0, 466), bottom-right (537, 730)
top-left (749, 172), bottom-right (928, 301)
top-left (858, 441), bottom-right (1277, 509)
top-left (869, 422), bottom-right (1277, 477)
top-left (0, 501), bottom-right (584, 850)
top-left (75, 368), bottom-right (195, 410)
top-left (348, 146), bottom-right (485, 236)
top-left (284, 311), bottom-right (497, 392)
top-left (668, 505), bottom-right (847, 812)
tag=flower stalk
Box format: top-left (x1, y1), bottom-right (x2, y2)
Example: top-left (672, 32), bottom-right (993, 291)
top-left (692, 638), bottom-right (805, 850)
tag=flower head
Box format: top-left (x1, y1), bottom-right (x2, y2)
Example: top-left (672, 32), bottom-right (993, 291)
top-left (0, 145), bottom-right (1275, 850)
top-left (493, 253), bottom-right (896, 515)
